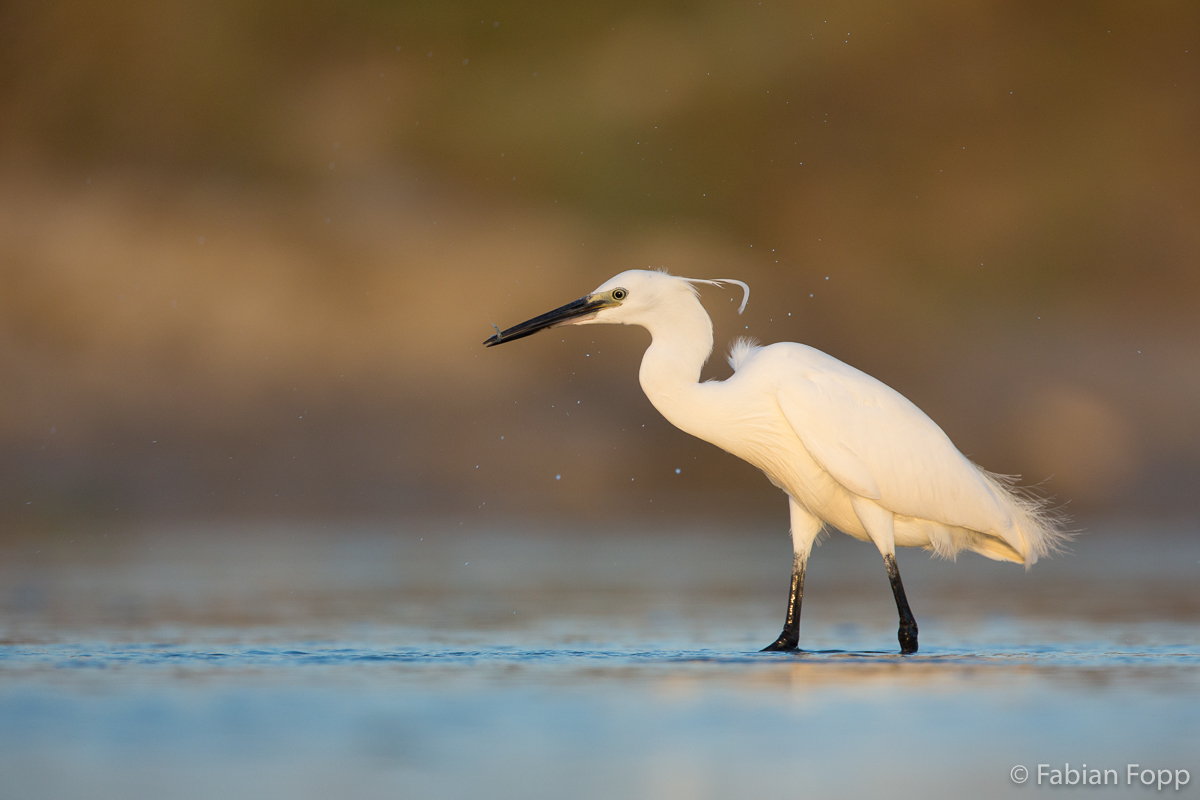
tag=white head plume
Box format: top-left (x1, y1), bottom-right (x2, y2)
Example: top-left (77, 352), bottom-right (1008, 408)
top-left (685, 278), bottom-right (750, 314)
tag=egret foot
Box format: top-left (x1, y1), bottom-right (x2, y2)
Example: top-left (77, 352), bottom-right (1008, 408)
top-left (884, 553), bottom-right (919, 655)
top-left (761, 633), bottom-right (798, 652)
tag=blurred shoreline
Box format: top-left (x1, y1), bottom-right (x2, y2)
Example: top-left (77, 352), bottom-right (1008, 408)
top-left (3, 2), bottom-right (1199, 525)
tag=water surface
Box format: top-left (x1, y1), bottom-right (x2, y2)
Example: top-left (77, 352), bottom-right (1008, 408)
top-left (2, 521), bottom-right (1197, 798)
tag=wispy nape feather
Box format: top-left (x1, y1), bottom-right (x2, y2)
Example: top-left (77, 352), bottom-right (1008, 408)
top-left (686, 278), bottom-right (751, 314)
top-left (727, 337), bottom-right (761, 371)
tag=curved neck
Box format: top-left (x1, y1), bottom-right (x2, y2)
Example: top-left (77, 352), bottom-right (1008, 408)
top-left (637, 292), bottom-right (714, 417)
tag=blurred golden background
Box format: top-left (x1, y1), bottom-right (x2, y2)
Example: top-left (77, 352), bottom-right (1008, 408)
top-left (2, 0), bottom-right (1197, 528)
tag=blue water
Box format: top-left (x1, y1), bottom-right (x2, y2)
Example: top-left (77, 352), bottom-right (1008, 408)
top-left (4, 639), bottom-right (1200, 672)
top-left (2, 523), bottom-right (1197, 798)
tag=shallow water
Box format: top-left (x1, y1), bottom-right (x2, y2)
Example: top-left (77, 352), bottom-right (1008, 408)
top-left (2, 521), bottom-right (1198, 798)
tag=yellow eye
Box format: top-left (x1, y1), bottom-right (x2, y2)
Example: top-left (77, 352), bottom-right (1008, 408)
top-left (612, 288), bottom-right (628, 301)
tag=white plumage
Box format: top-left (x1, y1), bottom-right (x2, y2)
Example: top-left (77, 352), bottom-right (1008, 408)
top-left (486, 268), bottom-right (1067, 653)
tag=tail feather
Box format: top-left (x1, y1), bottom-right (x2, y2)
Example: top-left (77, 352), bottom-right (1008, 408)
top-left (977, 469), bottom-right (1073, 568)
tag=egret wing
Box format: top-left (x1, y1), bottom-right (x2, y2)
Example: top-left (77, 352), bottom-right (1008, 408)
top-left (773, 349), bottom-right (1006, 531)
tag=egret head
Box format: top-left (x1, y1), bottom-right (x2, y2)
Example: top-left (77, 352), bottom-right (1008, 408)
top-left (484, 270), bottom-right (747, 346)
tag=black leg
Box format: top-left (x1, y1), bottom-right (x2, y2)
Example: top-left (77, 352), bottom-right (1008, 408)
top-left (762, 554), bottom-right (806, 652)
top-left (884, 553), bottom-right (919, 654)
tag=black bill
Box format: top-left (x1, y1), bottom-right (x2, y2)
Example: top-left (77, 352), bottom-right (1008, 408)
top-left (484, 294), bottom-right (611, 346)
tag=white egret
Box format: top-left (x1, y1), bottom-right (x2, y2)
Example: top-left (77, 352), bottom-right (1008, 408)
top-left (485, 269), bottom-right (1066, 653)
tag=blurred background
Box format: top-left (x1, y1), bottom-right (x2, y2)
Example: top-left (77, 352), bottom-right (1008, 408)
top-left (2, 0), bottom-right (1198, 530)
